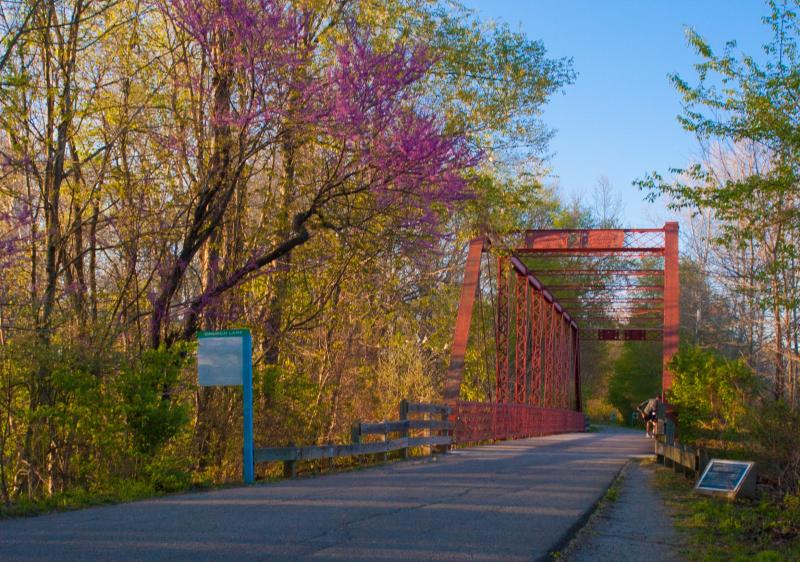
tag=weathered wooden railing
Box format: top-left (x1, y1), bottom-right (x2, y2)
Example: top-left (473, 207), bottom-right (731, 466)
top-left (654, 413), bottom-right (710, 477)
top-left (254, 400), bottom-right (452, 478)
top-left (254, 399), bottom-right (587, 478)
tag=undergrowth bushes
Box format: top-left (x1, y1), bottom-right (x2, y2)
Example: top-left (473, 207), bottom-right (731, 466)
top-left (668, 345), bottom-right (758, 444)
top-left (0, 342), bottom-right (197, 513)
top-left (667, 345), bottom-right (800, 540)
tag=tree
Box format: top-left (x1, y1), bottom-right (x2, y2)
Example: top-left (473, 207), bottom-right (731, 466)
top-left (591, 176), bottom-right (623, 228)
top-left (638, 1), bottom-right (800, 400)
top-left (147, 0), bottom-right (476, 350)
top-left (0, 0), bottom-right (577, 503)
top-left (607, 341), bottom-right (662, 423)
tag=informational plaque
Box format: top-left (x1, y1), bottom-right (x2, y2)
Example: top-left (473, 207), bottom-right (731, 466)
top-left (198, 330), bottom-right (248, 386)
top-left (695, 459), bottom-right (756, 499)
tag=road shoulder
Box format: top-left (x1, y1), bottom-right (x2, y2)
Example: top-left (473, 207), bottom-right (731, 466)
top-left (560, 457), bottom-right (685, 562)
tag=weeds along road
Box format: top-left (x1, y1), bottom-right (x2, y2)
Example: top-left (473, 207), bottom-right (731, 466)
top-left (1, 427), bottom-right (650, 561)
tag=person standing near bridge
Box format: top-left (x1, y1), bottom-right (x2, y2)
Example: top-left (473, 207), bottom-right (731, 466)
top-left (637, 397), bottom-right (660, 438)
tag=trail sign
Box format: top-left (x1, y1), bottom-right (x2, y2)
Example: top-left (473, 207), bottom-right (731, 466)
top-left (695, 459), bottom-right (756, 499)
top-left (197, 329), bottom-right (254, 484)
top-left (198, 330), bottom-right (249, 386)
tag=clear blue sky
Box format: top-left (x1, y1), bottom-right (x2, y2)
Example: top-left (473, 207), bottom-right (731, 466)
top-left (462, 0), bottom-right (772, 227)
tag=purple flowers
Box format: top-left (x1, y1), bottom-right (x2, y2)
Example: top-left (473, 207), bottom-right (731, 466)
top-left (162, 0), bottom-right (477, 238)
top-left (145, 0), bottom-right (481, 345)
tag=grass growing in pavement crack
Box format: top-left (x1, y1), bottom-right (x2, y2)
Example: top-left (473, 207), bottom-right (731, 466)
top-left (604, 471), bottom-right (625, 503)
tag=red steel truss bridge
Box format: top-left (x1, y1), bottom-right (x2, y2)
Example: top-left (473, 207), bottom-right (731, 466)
top-left (444, 223), bottom-right (679, 442)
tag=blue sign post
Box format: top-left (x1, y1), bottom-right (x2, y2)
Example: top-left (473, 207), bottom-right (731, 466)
top-left (242, 332), bottom-right (254, 484)
top-left (198, 329), bottom-right (254, 484)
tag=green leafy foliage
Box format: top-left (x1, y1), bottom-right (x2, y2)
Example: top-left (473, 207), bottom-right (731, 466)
top-left (607, 342), bottom-right (662, 424)
top-left (119, 347), bottom-right (189, 455)
top-left (146, 454), bottom-right (193, 494)
top-left (635, 1), bottom-right (800, 400)
top-left (668, 345), bottom-right (759, 443)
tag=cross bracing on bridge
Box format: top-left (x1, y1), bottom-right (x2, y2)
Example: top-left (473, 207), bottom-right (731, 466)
top-left (515, 223), bottom-right (679, 392)
top-left (442, 223), bottom-right (680, 437)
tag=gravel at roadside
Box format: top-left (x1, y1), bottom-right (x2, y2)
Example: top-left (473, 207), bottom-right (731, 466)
top-left (563, 458), bottom-right (685, 562)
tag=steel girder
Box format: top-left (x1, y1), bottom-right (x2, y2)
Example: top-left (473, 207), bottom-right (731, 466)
top-left (495, 257), bottom-right (510, 403)
top-left (514, 275), bottom-right (528, 404)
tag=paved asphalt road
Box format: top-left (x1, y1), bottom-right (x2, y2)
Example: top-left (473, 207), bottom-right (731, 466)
top-left (1, 427), bottom-right (650, 561)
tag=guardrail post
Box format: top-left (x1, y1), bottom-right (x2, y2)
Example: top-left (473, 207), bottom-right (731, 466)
top-left (324, 441), bottom-right (333, 471)
top-left (662, 426), bottom-right (673, 468)
top-left (674, 443), bottom-right (684, 474)
top-left (351, 421), bottom-right (362, 465)
top-left (655, 439), bottom-right (664, 465)
top-left (283, 441), bottom-right (297, 479)
top-left (698, 446), bottom-right (710, 474)
top-left (436, 406), bottom-right (450, 454)
top-left (382, 421), bottom-right (389, 462)
top-left (424, 410), bottom-right (431, 455)
top-left (399, 399), bottom-right (409, 459)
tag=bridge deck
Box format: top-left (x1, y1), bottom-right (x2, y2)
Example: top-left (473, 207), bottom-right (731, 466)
top-left (1, 427), bottom-right (650, 561)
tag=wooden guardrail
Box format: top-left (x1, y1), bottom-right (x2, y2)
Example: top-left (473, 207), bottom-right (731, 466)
top-left (654, 415), bottom-right (710, 477)
top-left (254, 400), bottom-right (452, 478)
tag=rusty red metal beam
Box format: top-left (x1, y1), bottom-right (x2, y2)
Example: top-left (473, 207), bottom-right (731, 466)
top-left (663, 222), bottom-right (680, 394)
top-left (453, 401), bottom-right (585, 443)
top-left (524, 228), bottom-right (665, 251)
top-left (514, 275), bottom-right (528, 404)
top-left (509, 256), bottom-right (578, 327)
top-left (496, 257), bottom-right (510, 403)
top-left (547, 284), bottom-right (664, 291)
top-left (573, 327), bottom-right (581, 411)
top-left (502, 255), bottom-right (582, 410)
top-left (530, 269), bottom-right (665, 276)
top-left (444, 245), bottom-right (588, 412)
top-left (547, 309), bottom-right (556, 409)
top-left (557, 297), bottom-right (664, 304)
top-left (560, 318), bottom-right (569, 408)
top-left (515, 247), bottom-right (664, 255)
top-left (563, 307), bottom-right (664, 312)
top-left (530, 289), bottom-right (543, 406)
top-left (525, 227), bottom-right (665, 235)
top-left (584, 329), bottom-right (664, 341)
top-left (444, 238), bottom-right (486, 403)
top-left (582, 324), bottom-right (664, 328)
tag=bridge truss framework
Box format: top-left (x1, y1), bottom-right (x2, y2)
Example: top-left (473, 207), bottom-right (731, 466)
top-left (443, 223), bottom-right (679, 434)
